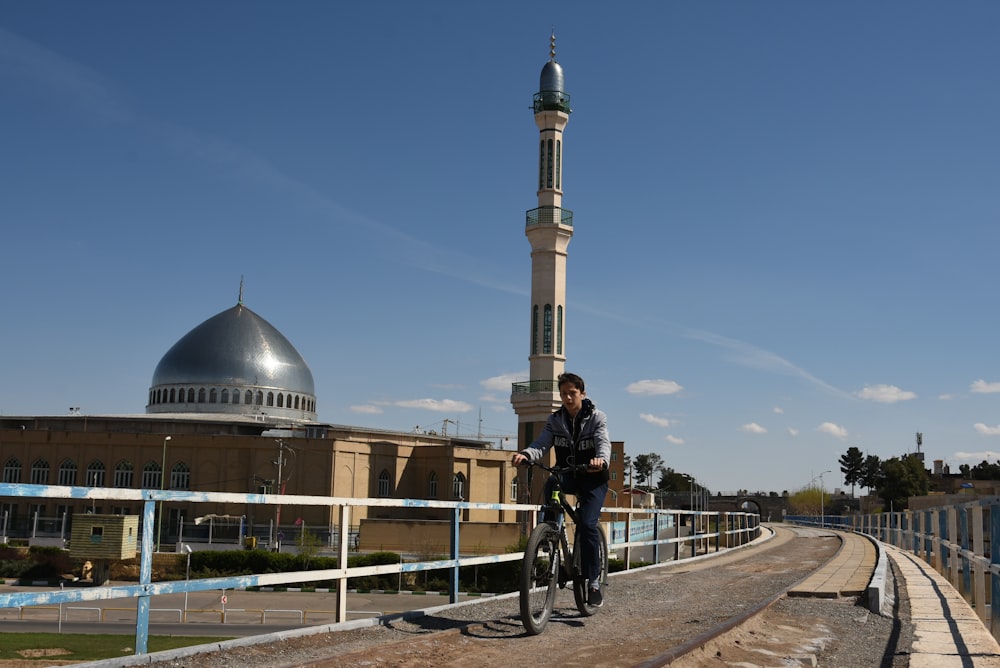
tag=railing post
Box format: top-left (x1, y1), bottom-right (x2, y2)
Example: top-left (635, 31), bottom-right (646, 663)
top-left (336, 504), bottom-right (350, 623)
top-left (959, 505), bottom-right (971, 597)
top-left (973, 504), bottom-right (987, 624)
top-left (449, 506), bottom-right (460, 604)
top-left (939, 508), bottom-right (950, 574)
top-left (651, 511), bottom-right (660, 564)
top-left (135, 497), bottom-right (157, 655)
top-left (924, 510), bottom-right (933, 563)
top-left (990, 503), bottom-right (1000, 637)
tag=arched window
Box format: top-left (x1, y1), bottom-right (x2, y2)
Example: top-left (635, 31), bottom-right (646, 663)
top-left (255, 391), bottom-right (263, 406)
top-left (141, 461), bottom-right (162, 489)
top-left (556, 305), bottom-right (563, 355)
top-left (114, 461), bottom-right (134, 488)
top-left (543, 304), bottom-right (553, 354)
top-left (428, 471), bottom-right (438, 498)
top-left (244, 390), bottom-right (253, 404)
top-left (177, 388), bottom-right (186, 402)
top-left (510, 476), bottom-right (518, 502)
top-left (377, 469), bottom-right (391, 497)
top-left (277, 393), bottom-right (284, 408)
top-left (2, 457), bottom-right (21, 484)
top-left (294, 395), bottom-right (300, 409)
top-left (545, 138), bottom-right (554, 188)
top-left (555, 139), bottom-right (562, 189)
top-left (266, 392), bottom-right (274, 407)
top-left (532, 305), bottom-right (539, 355)
top-left (30, 459), bottom-right (49, 485)
top-left (170, 462), bottom-right (191, 490)
top-left (86, 460), bottom-right (105, 487)
top-left (169, 388), bottom-right (176, 403)
top-left (453, 472), bottom-right (466, 501)
top-left (538, 139), bottom-right (545, 190)
top-left (187, 388), bottom-right (195, 403)
top-left (197, 388), bottom-right (206, 403)
top-left (209, 388), bottom-right (217, 403)
top-left (220, 389), bottom-right (229, 404)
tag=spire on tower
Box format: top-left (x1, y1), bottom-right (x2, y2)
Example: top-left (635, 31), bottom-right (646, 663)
top-left (238, 276), bottom-right (245, 306)
top-left (549, 29), bottom-right (557, 61)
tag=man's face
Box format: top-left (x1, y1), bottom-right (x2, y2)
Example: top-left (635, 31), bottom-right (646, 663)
top-left (559, 383), bottom-right (585, 415)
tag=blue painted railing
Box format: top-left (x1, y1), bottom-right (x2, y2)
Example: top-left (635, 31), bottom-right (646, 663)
top-left (0, 482), bottom-right (759, 655)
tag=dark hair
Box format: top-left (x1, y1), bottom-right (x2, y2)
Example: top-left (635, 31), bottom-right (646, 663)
top-left (557, 372), bottom-right (585, 393)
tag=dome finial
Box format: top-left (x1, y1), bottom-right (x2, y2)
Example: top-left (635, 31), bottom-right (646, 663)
top-left (238, 275), bottom-right (244, 306)
top-left (549, 28), bottom-right (557, 61)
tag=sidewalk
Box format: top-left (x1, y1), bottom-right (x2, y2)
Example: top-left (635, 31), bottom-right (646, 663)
top-left (787, 528), bottom-right (875, 598)
top-left (886, 545), bottom-right (1000, 668)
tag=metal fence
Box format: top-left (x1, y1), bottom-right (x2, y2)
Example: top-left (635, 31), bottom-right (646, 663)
top-left (0, 482), bottom-right (759, 656)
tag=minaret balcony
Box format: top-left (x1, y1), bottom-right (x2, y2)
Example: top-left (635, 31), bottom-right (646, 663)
top-left (533, 90), bottom-right (571, 113)
top-left (511, 379), bottom-right (559, 395)
top-left (526, 206), bottom-right (573, 228)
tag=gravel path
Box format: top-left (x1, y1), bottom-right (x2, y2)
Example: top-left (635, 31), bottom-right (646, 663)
top-left (124, 526), bottom-right (914, 668)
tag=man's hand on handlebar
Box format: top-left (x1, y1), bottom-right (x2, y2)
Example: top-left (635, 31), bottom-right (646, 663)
top-left (512, 453), bottom-right (528, 467)
top-left (588, 458), bottom-right (608, 472)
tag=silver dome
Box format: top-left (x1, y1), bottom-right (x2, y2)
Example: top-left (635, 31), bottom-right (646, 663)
top-left (539, 60), bottom-right (565, 94)
top-left (147, 303), bottom-right (317, 421)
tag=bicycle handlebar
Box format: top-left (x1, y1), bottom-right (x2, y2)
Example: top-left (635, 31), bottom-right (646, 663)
top-left (519, 460), bottom-right (608, 474)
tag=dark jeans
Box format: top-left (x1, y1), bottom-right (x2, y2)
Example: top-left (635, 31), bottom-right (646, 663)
top-left (543, 474), bottom-right (608, 585)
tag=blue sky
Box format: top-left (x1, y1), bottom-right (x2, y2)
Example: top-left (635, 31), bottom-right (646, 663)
top-left (2, 2), bottom-right (1000, 494)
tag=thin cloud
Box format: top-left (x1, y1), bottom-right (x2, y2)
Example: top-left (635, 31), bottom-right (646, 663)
top-left (350, 405), bottom-right (383, 414)
top-left (395, 399), bottom-right (473, 412)
top-left (741, 423), bottom-right (767, 434)
top-left (773, 406), bottom-right (784, 414)
top-left (664, 435), bottom-right (684, 445)
top-left (640, 413), bottom-right (672, 428)
top-left (953, 450), bottom-right (1000, 461)
top-left (627, 379), bottom-right (683, 396)
top-left (971, 380), bottom-right (1000, 394)
top-left (974, 423), bottom-right (1000, 436)
top-left (855, 384), bottom-right (917, 403)
top-left (787, 427), bottom-right (799, 437)
top-left (817, 422), bottom-right (849, 439)
top-left (681, 328), bottom-right (850, 398)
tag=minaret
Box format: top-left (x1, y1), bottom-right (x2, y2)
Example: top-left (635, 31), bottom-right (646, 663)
top-left (511, 33), bottom-right (574, 452)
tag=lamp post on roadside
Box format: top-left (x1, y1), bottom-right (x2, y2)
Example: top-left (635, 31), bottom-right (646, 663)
top-left (156, 436), bottom-right (171, 552)
top-left (818, 470), bottom-right (831, 527)
top-left (183, 544), bottom-right (192, 619)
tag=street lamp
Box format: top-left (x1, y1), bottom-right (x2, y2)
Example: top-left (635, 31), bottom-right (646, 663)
top-left (156, 436), bottom-right (171, 552)
top-left (817, 470), bottom-right (831, 527)
top-left (183, 544), bottom-right (192, 620)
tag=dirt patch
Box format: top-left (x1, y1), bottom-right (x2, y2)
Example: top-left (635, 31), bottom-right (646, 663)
top-left (16, 649), bottom-right (72, 658)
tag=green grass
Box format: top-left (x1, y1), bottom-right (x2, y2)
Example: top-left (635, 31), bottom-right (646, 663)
top-left (0, 632), bottom-right (234, 662)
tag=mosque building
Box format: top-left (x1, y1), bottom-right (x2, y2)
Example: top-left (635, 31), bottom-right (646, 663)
top-left (0, 37), bottom-right (627, 549)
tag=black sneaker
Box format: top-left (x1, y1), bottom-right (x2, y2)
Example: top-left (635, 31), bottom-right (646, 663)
top-left (587, 586), bottom-right (603, 607)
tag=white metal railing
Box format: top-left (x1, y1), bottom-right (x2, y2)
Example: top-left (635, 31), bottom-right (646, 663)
top-left (0, 482), bottom-right (759, 656)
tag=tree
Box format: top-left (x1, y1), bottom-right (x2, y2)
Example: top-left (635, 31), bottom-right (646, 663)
top-left (860, 454), bottom-right (883, 494)
top-left (633, 453), bottom-right (665, 489)
top-left (838, 446), bottom-right (864, 496)
top-left (877, 455), bottom-right (930, 511)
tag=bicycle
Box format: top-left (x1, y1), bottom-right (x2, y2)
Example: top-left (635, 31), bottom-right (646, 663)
top-left (518, 460), bottom-right (609, 635)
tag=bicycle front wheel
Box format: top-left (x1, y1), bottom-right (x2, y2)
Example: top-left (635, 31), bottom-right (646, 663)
top-left (573, 525), bottom-right (608, 616)
top-left (520, 523), bottom-right (560, 635)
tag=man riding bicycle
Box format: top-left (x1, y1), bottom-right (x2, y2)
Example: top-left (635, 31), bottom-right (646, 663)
top-left (512, 372), bottom-right (611, 607)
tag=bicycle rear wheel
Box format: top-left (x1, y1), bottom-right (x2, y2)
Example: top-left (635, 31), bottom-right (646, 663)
top-left (520, 523), bottom-right (560, 635)
top-left (573, 525), bottom-right (608, 616)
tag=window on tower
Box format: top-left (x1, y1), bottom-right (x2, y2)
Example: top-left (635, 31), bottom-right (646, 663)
top-left (532, 305), bottom-right (539, 355)
top-left (556, 140), bottom-right (561, 190)
top-left (543, 304), bottom-right (553, 354)
top-left (538, 140), bottom-right (545, 191)
top-left (557, 305), bottom-right (563, 355)
top-left (546, 139), bottom-right (554, 189)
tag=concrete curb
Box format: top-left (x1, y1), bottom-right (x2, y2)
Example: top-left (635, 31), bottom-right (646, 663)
top-left (857, 531), bottom-right (888, 614)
